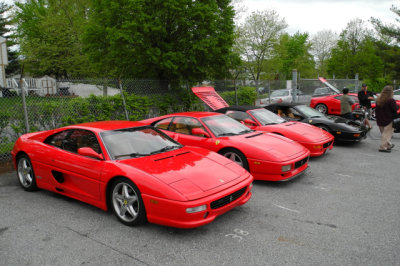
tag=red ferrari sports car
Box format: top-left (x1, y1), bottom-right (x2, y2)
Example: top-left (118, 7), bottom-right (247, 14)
top-left (141, 112), bottom-right (310, 182)
top-left (309, 93), bottom-right (360, 115)
top-left (192, 86), bottom-right (334, 157)
top-left (12, 121), bottom-right (253, 229)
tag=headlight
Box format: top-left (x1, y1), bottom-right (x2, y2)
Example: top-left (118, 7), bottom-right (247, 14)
top-left (281, 164), bottom-right (292, 172)
top-left (186, 205), bottom-right (207, 213)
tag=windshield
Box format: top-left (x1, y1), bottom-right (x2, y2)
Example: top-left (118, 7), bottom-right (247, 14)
top-left (296, 105), bottom-right (326, 118)
top-left (271, 90), bottom-right (290, 97)
top-left (249, 108), bottom-right (286, 125)
top-left (100, 126), bottom-right (181, 160)
top-left (201, 115), bottom-right (253, 137)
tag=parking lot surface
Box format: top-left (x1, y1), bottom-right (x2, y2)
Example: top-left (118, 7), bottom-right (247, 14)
top-left (1, 124), bottom-right (399, 265)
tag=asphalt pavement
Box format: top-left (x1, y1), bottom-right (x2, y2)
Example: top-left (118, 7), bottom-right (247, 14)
top-left (1, 122), bottom-right (399, 266)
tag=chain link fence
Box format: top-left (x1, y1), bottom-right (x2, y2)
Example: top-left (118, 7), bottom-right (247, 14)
top-left (0, 76), bottom-right (359, 164)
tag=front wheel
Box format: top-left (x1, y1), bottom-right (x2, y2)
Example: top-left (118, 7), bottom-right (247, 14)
top-left (109, 178), bottom-right (147, 226)
top-left (219, 148), bottom-right (249, 171)
top-left (315, 104), bottom-right (328, 114)
top-left (17, 154), bottom-right (38, 192)
top-left (316, 124), bottom-right (330, 132)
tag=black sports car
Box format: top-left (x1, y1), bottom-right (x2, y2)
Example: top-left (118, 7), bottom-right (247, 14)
top-left (264, 103), bottom-right (368, 142)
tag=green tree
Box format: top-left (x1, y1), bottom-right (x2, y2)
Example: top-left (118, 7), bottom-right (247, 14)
top-left (0, 1), bottom-right (20, 76)
top-left (371, 4), bottom-right (400, 81)
top-left (327, 19), bottom-right (383, 80)
top-left (275, 32), bottom-right (315, 79)
top-left (235, 9), bottom-right (287, 83)
top-left (310, 30), bottom-right (338, 77)
top-left (83, 0), bottom-right (236, 82)
top-left (13, 0), bottom-right (92, 78)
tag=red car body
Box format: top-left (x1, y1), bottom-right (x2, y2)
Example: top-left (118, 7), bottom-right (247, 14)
top-left (12, 121), bottom-right (253, 228)
top-left (141, 112), bottom-right (310, 182)
top-left (309, 93), bottom-right (360, 115)
top-left (192, 87), bottom-right (334, 157)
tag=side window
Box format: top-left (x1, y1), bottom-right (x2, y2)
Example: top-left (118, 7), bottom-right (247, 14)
top-left (334, 96), bottom-right (342, 100)
top-left (44, 130), bottom-right (71, 148)
top-left (170, 117), bottom-right (207, 136)
top-left (44, 129), bottom-right (101, 154)
top-left (71, 130), bottom-right (101, 154)
top-left (154, 118), bottom-right (173, 130)
top-left (226, 111), bottom-right (254, 123)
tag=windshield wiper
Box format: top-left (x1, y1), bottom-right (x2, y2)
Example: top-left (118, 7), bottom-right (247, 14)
top-left (263, 122), bottom-right (278, 125)
top-left (150, 145), bottom-right (180, 154)
top-left (237, 129), bottom-right (254, 134)
top-left (114, 152), bottom-right (150, 159)
top-left (310, 116), bottom-right (322, 118)
top-left (217, 132), bottom-right (237, 137)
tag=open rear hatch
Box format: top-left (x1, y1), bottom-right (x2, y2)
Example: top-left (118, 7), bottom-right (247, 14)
top-left (318, 77), bottom-right (341, 94)
top-left (192, 86), bottom-right (229, 110)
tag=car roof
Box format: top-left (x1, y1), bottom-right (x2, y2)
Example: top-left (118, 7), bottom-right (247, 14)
top-left (66, 120), bottom-right (148, 133)
top-left (165, 111), bottom-right (222, 118)
top-left (217, 106), bottom-right (263, 112)
top-left (263, 102), bottom-right (304, 112)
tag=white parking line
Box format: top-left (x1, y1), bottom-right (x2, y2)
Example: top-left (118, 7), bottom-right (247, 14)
top-left (313, 185), bottom-right (329, 191)
top-left (336, 173), bottom-right (352, 178)
top-left (272, 204), bottom-right (300, 213)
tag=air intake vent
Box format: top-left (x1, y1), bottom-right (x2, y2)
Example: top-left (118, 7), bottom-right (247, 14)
top-left (210, 187), bottom-right (247, 209)
top-left (245, 133), bottom-right (263, 138)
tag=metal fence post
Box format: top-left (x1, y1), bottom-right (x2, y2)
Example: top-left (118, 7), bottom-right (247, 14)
top-left (118, 79), bottom-right (129, 120)
top-left (19, 78), bottom-right (30, 133)
top-left (292, 69), bottom-right (297, 102)
top-left (235, 84), bottom-right (238, 105)
top-left (355, 73), bottom-right (359, 92)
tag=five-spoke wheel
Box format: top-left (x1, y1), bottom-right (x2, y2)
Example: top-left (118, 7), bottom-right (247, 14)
top-left (315, 104), bottom-right (328, 114)
top-left (219, 148), bottom-right (249, 171)
top-left (17, 155), bottom-right (38, 191)
top-left (110, 178), bottom-right (146, 226)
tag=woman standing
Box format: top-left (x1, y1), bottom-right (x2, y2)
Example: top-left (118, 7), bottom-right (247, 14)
top-left (375, 86), bottom-right (398, 153)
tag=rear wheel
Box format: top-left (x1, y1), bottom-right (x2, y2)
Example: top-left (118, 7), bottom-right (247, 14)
top-left (219, 148), bottom-right (249, 171)
top-left (109, 178), bottom-right (147, 226)
top-left (17, 154), bottom-right (38, 192)
top-left (315, 104), bottom-right (328, 114)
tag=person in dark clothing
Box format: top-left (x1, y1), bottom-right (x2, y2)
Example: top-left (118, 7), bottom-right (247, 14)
top-left (375, 85), bottom-right (398, 152)
top-left (358, 83), bottom-right (375, 117)
top-left (340, 88), bottom-right (354, 120)
top-left (358, 83), bottom-right (374, 128)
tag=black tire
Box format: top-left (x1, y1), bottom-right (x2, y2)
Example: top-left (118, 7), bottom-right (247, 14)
top-left (109, 178), bottom-right (147, 226)
top-left (219, 148), bottom-right (249, 171)
top-left (16, 154), bottom-right (39, 192)
top-left (315, 104), bottom-right (328, 114)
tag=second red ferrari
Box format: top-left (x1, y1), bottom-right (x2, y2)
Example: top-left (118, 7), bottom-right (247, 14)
top-left (141, 112), bottom-right (310, 182)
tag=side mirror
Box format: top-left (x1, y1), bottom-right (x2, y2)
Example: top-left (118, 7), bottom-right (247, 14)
top-left (78, 147), bottom-right (104, 160)
top-left (191, 127), bottom-right (210, 138)
top-left (243, 119), bottom-right (257, 126)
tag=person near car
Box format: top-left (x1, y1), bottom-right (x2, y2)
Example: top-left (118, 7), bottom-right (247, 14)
top-left (357, 83), bottom-right (374, 129)
top-left (340, 88), bottom-right (354, 120)
top-left (358, 83), bottom-right (375, 117)
top-left (375, 85), bottom-right (398, 153)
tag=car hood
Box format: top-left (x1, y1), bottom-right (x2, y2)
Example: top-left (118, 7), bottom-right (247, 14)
top-left (259, 121), bottom-right (332, 142)
top-left (119, 148), bottom-right (246, 199)
top-left (231, 132), bottom-right (308, 161)
top-left (312, 115), bottom-right (366, 132)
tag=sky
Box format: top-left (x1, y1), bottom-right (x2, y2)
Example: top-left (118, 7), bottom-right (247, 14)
top-left (235, 0), bottom-right (399, 36)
